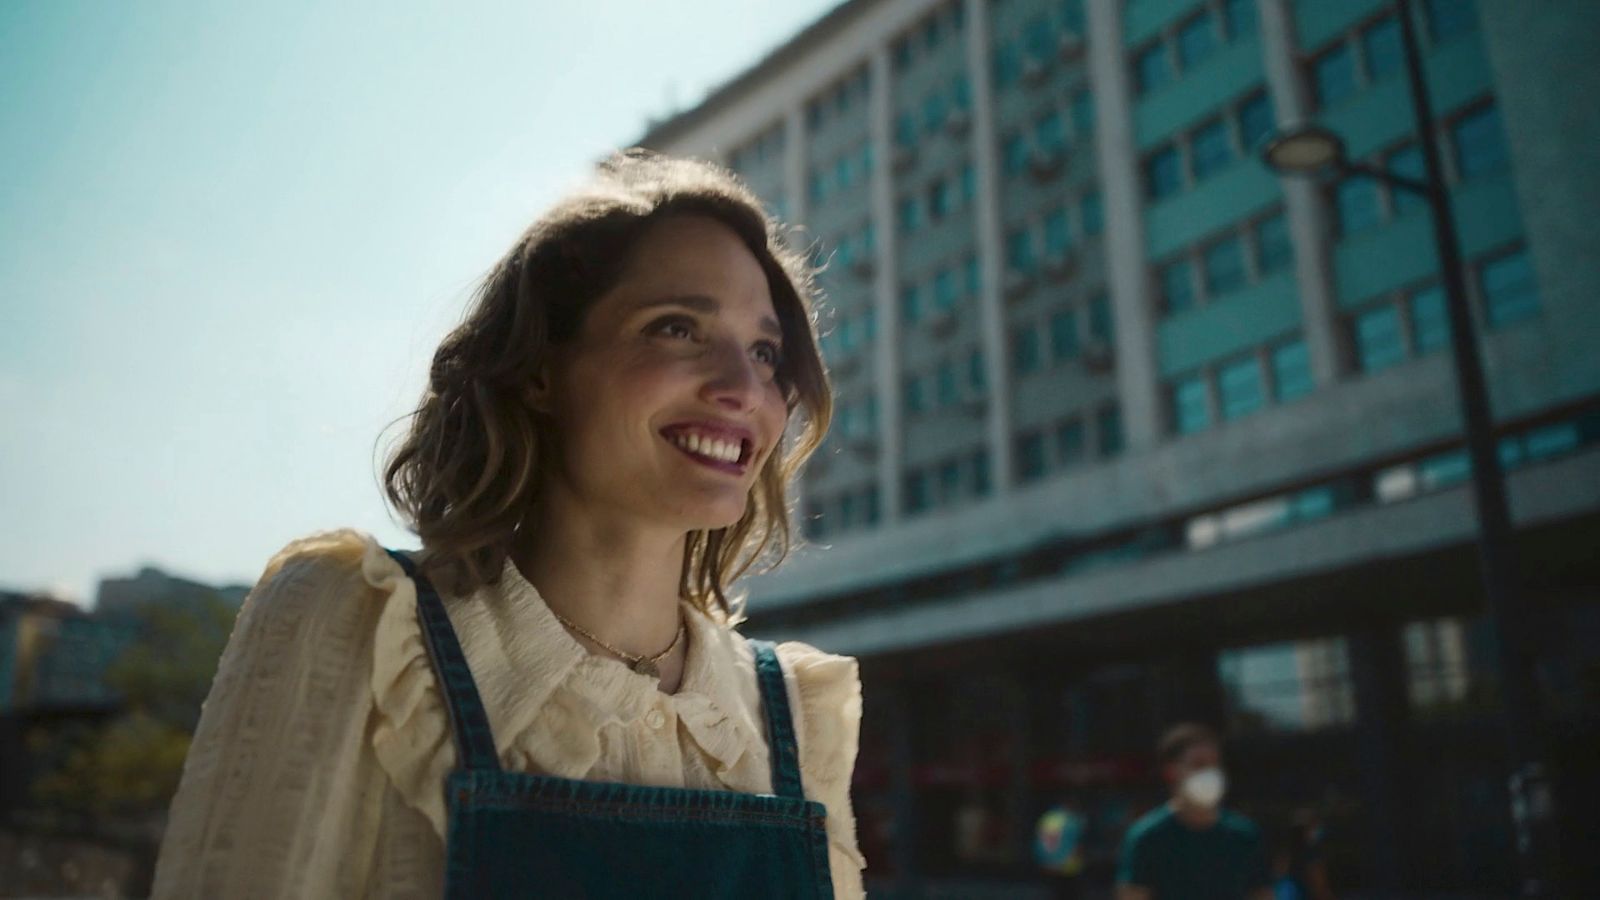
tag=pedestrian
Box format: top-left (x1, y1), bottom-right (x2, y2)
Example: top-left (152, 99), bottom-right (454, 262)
top-left (149, 150), bottom-right (866, 898)
top-left (1115, 722), bottom-right (1272, 900)
top-left (1034, 794), bottom-right (1088, 900)
top-left (1267, 807), bottom-right (1336, 900)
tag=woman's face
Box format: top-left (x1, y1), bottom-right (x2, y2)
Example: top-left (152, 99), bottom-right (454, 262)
top-left (535, 213), bottom-right (792, 533)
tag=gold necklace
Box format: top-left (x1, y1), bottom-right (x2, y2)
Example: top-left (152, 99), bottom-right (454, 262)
top-left (549, 608), bottom-right (685, 679)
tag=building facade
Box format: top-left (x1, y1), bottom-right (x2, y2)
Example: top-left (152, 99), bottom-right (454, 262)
top-left (639, 0), bottom-right (1600, 895)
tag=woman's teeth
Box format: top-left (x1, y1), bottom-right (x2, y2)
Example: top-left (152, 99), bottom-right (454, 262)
top-left (670, 432), bottom-right (742, 463)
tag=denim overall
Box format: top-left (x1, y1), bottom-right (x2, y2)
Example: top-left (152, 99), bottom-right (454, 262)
top-left (382, 548), bottom-right (836, 899)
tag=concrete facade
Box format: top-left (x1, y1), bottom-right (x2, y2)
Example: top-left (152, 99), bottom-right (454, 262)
top-left (639, 0), bottom-right (1600, 893)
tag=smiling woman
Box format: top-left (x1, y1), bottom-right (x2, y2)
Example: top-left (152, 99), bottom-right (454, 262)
top-left (148, 151), bottom-right (866, 899)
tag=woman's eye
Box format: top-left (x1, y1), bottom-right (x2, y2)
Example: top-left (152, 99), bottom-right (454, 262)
top-left (650, 316), bottom-right (696, 340)
top-left (753, 341), bottom-right (783, 368)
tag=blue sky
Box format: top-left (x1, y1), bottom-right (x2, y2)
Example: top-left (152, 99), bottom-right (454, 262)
top-left (0, 0), bottom-right (838, 605)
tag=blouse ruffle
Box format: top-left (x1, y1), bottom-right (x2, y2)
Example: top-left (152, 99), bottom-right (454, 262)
top-left (358, 531), bottom-right (864, 882)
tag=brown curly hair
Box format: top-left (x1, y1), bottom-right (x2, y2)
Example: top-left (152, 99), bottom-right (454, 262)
top-left (379, 149), bottom-right (832, 622)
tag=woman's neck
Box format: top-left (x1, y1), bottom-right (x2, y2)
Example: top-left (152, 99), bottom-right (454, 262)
top-left (509, 494), bottom-right (688, 663)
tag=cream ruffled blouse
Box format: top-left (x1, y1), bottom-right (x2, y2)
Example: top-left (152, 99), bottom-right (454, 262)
top-left (150, 528), bottom-right (867, 899)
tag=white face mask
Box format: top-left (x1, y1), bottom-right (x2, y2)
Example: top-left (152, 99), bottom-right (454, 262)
top-left (1179, 767), bottom-right (1226, 808)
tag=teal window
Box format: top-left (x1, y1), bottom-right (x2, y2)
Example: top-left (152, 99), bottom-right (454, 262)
top-left (1218, 356), bottom-right (1264, 420)
top-left (895, 113), bottom-right (916, 148)
top-left (863, 485), bottom-right (881, 524)
top-left (838, 491), bottom-right (856, 528)
top-left (1012, 325), bottom-right (1041, 375)
top-left (1335, 178), bottom-right (1381, 237)
top-left (1223, 0), bottom-right (1255, 38)
top-left (993, 41), bottom-right (1021, 88)
top-left (952, 74), bottom-right (971, 110)
top-left (1082, 190), bottom-right (1103, 235)
top-left (1135, 42), bottom-right (1171, 95)
top-left (1024, 15), bottom-right (1054, 62)
top-left (1071, 90), bottom-right (1094, 136)
top-left (922, 91), bottom-right (948, 135)
top-left (1007, 227), bottom-right (1037, 275)
top-left (1388, 144), bottom-right (1426, 216)
top-left (964, 254), bottom-right (981, 295)
top-left (1452, 105), bottom-right (1508, 181)
top-left (1408, 284), bottom-right (1450, 352)
top-left (1056, 419), bottom-right (1086, 465)
top-left (1172, 376), bottom-right (1211, 434)
top-left (1204, 236), bottom-right (1246, 296)
top-left (904, 374), bottom-right (926, 414)
top-left (1355, 305), bottom-right (1406, 372)
top-left (1016, 431), bottom-right (1047, 482)
top-left (1481, 248), bottom-right (1539, 327)
top-left (1255, 212), bottom-right (1293, 273)
top-left (1362, 16), bottom-right (1402, 82)
top-left (834, 155), bottom-right (852, 190)
top-left (863, 306), bottom-right (878, 341)
top-left (1425, 0), bottom-right (1475, 42)
top-left (1161, 259), bottom-right (1196, 314)
top-left (1044, 207), bottom-right (1070, 255)
top-left (902, 284), bottom-right (923, 324)
top-left (1146, 146), bottom-right (1183, 199)
top-left (1059, 0), bottom-right (1084, 32)
top-left (1191, 118), bottom-right (1233, 179)
top-left (898, 195), bottom-right (922, 234)
top-left (905, 470), bottom-right (929, 513)
top-left (1036, 110), bottom-right (1065, 153)
top-left (1097, 404), bottom-right (1124, 456)
top-left (1088, 293), bottom-right (1113, 341)
top-left (1271, 340), bottom-right (1313, 401)
top-left (1004, 133), bottom-right (1029, 175)
top-left (934, 268), bottom-right (958, 310)
top-left (971, 449), bottom-right (991, 496)
top-left (1050, 308), bottom-right (1080, 360)
top-left (937, 360), bottom-right (959, 406)
top-left (1313, 44), bottom-right (1356, 109)
top-left (960, 163), bottom-right (977, 203)
top-left (1238, 91), bottom-right (1274, 154)
top-left (968, 348), bottom-right (986, 390)
top-left (938, 458), bottom-right (961, 500)
top-left (1177, 12), bottom-right (1217, 70)
top-left (929, 177), bottom-right (951, 218)
top-left (809, 170), bottom-right (826, 203)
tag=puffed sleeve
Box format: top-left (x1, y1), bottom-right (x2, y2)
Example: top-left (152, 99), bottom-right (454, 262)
top-left (150, 529), bottom-right (393, 899)
top-left (776, 640), bottom-right (868, 900)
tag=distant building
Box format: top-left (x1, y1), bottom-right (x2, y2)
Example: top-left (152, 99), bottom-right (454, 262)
top-left (639, 0), bottom-right (1600, 895)
top-left (94, 566), bottom-right (249, 619)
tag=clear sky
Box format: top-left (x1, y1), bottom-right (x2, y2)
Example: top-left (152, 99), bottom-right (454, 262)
top-left (0, 0), bottom-right (839, 606)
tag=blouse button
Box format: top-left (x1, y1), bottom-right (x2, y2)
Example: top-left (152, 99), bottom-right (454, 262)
top-left (644, 708), bottom-right (666, 730)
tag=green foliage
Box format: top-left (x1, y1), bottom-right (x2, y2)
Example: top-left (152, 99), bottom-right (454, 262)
top-left (29, 590), bottom-right (236, 820)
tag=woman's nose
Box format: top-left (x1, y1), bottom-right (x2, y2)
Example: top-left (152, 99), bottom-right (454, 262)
top-left (701, 340), bottom-right (763, 411)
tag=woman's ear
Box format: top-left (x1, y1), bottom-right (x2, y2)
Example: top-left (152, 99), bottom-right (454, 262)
top-left (523, 361), bottom-right (556, 414)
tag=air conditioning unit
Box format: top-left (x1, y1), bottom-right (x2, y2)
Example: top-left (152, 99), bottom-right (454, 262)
top-left (847, 436), bottom-right (880, 459)
top-left (1057, 33), bottom-right (1085, 62)
top-left (851, 255), bottom-right (876, 279)
top-left (928, 308), bottom-right (958, 338)
top-left (945, 109), bottom-right (971, 137)
top-left (1043, 251), bottom-right (1078, 282)
top-left (1021, 57), bottom-right (1049, 87)
top-left (1081, 338), bottom-right (1115, 373)
top-left (1004, 270), bottom-right (1036, 301)
top-left (891, 145), bottom-right (917, 172)
top-left (1029, 146), bottom-right (1064, 180)
top-left (962, 395), bottom-right (988, 418)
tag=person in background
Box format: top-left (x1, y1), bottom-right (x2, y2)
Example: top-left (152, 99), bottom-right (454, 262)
top-left (1034, 794), bottom-right (1088, 900)
top-left (1116, 722), bottom-right (1272, 900)
top-left (1267, 807), bottom-right (1336, 900)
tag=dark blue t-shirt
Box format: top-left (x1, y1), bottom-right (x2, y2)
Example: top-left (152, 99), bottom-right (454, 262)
top-left (1116, 804), bottom-right (1271, 899)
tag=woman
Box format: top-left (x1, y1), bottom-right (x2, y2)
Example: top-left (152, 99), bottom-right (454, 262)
top-left (151, 150), bottom-right (865, 898)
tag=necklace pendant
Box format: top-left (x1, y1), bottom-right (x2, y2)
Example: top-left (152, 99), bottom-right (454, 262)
top-left (633, 658), bottom-right (659, 678)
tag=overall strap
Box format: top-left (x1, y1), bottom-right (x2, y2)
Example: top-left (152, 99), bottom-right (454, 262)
top-left (747, 639), bottom-right (806, 801)
top-left (383, 548), bottom-right (501, 773)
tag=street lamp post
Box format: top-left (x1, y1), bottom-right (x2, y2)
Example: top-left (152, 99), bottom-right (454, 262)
top-left (1259, 1), bottom-right (1559, 896)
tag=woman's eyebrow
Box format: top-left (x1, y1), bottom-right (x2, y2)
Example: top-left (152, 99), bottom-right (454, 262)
top-left (632, 294), bottom-right (782, 339)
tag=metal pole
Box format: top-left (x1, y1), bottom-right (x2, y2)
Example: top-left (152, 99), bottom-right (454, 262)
top-left (1392, 1), bottom-right (1559, 894)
